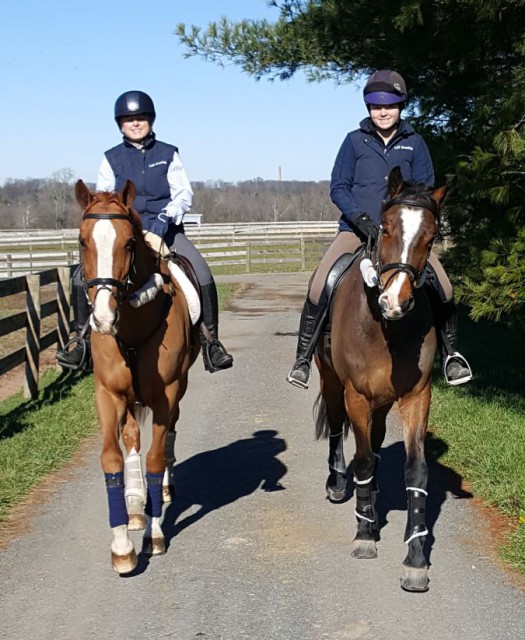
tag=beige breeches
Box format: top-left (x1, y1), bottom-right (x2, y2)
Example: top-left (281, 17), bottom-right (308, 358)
top-left (308, 231), bottom-right (453, 305)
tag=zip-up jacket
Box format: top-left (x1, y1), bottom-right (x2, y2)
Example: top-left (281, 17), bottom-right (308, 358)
top-left (97, 133), bottom-right (193, 230)
top-left (330, 118), bottom-right (434, 233)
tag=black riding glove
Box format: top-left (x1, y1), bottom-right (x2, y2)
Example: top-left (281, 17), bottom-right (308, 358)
top-left (354, 213), bottom-right (379, 240)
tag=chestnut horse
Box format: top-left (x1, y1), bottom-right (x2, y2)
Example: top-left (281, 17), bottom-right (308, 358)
top-left (314, 167), bottom-right (446, 591)
top-left (75, 180), bottom-right (200, 574)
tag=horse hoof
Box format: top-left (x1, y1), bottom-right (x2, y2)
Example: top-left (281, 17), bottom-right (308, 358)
top-left (112, 548), bottom-right (137, 574)
top-left (128, 513), bottom-right (147, 531)
top-left (142, 536), bottom-right (166, 556)
top-left (400, 567), bottom-right (429, 592)
top-left (162, 486), bottom-right (175, 503)
top-left (327, 486), bottom-right (346, 503)
top-left (351, 539), bottom-right (378, 559)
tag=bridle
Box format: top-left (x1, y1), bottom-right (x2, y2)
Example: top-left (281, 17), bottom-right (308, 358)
top-left (372, 194), bottom-right (440, 293)
top-left (81, 212), bottom-right (136, 307)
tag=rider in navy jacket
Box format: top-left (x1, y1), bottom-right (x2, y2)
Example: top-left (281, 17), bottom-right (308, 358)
top-left (287, 70), bottom-right (472, 390)
top-left (331, 118), bottom-right (434, 231)
top-left (56, 91), bottom-right (233, 374)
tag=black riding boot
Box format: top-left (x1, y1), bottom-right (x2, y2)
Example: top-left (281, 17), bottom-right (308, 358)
top-left (286, 297), bottom-right (327, 389)
top-left (56, 280), bottom-right (92, 372)
top-left (425, 265), bottom-right (472, 386)
top-left (439, 299), bottom-right (472, 385)
top-left (200, 282), bottom-right (233, 373)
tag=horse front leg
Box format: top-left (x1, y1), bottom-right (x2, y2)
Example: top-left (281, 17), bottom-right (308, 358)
top-left (344, 383), bottom-right (379, 559)
top-left (398, 385), bottom-right (431, 592)
top-left (97, 388), bottom-right (137, 574)
top-left (122, 407), bottom-right (147, 531)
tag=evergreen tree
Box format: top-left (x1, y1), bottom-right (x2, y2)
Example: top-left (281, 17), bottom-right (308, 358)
top-left (177, 0), bottom-right (525, 322)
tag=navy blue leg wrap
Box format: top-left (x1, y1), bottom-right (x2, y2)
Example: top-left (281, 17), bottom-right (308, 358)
top-left (105, 472), bottom-right (128, 528)
top-left (145, 472), bottom-right (164, 518)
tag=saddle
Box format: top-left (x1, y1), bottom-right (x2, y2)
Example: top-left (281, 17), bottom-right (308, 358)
top-left (324, 245), bottom-right (365, 333)
top-left (140, 231), bottom-right (201, 325)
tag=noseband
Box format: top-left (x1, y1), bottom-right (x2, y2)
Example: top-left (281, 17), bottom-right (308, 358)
top-left (373, 194), bottom-right (440, 293)
top-left (81, 212), bottom-right (136, 305)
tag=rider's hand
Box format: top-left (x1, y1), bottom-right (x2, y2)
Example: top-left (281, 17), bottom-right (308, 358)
top-left (354, 213), bottom-right (379, 240)
top-left (160, 208), bottom-right (184, 226)
top-left (149, 214), bottom-right (170, 239)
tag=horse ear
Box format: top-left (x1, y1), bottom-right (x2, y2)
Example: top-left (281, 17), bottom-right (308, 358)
top-left (75, 180), bottom-right (92, 209)
top-left (387, 166), bottom-right (404, 197)
top-left (431, 184), bottom-right (448, 204)
top-left (121, 180), bottom-right (136, 208)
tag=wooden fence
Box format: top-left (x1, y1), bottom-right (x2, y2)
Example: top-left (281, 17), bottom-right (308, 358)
top-left (0, 222), bottom-right (338, 278)
top-left (0, 266), bottom-right (72, 399)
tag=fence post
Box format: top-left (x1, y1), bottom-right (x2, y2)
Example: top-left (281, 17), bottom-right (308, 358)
top-left (246, 242), bottom-right (251, 273)
top-left (24, 274), bottom-right (41, 400)
top-left (7, 253), bottom-right (12, 278)
top-left (57, 266), bottom-right (72, 358)
top-left (300, 235), bottom-right (306, 271)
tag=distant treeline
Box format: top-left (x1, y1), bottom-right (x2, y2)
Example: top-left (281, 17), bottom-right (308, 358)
top-left (0, 174), bottom-right (340, 229)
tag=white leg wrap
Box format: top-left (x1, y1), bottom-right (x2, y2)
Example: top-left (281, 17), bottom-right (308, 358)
top-left (124, 448), bottom-right (146, 502)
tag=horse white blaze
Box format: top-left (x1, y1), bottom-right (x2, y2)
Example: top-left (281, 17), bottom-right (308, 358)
top-left (91, 220), bottom-right (118, 333)
top-left (379, 207), bottom-right (423, 315)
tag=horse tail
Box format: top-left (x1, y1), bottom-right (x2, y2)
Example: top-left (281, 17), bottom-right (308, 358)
top-left (135, 403), bottom-right (151, 429)
top-left (313, 392), bottom-right (350, 441)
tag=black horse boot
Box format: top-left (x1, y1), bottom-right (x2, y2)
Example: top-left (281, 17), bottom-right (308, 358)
top-left (199, 282), bottom-right (233, 373)
top-left (56, 279), bottom-right (92, 372)
top-left (439, 299), bottom-right (472, 385)
top-left (286, 297), bottom-right (327, 389)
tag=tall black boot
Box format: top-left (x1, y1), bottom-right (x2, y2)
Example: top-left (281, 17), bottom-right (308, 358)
top-left (56, 278), bottom-right (92, 372)
top-left (286, 297), bottom-right (327, 389)
top-left (424, 265), bottom-right (472, 386)
top-left (439, 299), bottom-right (473, 385)
top-left (200, 282), bottom-right (233, 373)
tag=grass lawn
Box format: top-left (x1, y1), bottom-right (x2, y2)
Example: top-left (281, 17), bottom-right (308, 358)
top-left (429, 308), bottom-right (525, 571)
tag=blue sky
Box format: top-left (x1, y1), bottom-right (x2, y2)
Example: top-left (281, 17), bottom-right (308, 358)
top-left (1, 0), bottom-right (365, 186)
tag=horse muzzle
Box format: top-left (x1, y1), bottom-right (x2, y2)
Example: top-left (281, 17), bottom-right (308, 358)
top-left (378, 291), bottom-right (414, 320)
top-left (90, 308), bottom-right (119, 335)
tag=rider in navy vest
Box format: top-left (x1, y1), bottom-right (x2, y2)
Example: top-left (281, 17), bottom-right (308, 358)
top-left (286, 70), bottom-right (472, 389)
top-left (56, 91), bottom-right (233, 374)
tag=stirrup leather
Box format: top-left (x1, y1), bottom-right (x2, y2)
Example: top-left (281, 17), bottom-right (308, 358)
top-left (443, 352), bottom-right (473, 386)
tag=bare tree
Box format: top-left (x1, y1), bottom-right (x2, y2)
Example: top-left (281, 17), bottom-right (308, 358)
top-left (49, 168), bottom-right (75, 229)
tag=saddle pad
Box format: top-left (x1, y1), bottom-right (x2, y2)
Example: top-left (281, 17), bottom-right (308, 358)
top-left (166, 261), bottom-right (201, 325)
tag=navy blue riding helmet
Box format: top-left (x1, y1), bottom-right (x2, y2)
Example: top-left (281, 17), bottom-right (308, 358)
top-left (114, 91), bottom-right (156, 126)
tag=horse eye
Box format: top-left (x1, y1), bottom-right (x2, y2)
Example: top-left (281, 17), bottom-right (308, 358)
top-left (79, 239), bottom-right (86, 249)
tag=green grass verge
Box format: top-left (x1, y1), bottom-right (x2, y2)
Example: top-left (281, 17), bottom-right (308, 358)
top-left (0, 370), bottom-right (98, 521)
top-left (429, 308), bottom-right (525, 572)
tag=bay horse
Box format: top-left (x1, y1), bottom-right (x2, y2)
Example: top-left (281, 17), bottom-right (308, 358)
top-left (314, 166), bottom-right (446, 591)
top-left (75, 179), bottom-right (200, 574)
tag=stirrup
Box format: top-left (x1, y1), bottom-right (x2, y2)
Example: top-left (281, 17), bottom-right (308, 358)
top-left (202, 339), bottom-right (233, 373)
top-left (56, 337), bottom-right (90, 372)
top-left (286, 358), bottom-right (311, 389)
top-left (443, 352), bottom-right (472, 386)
